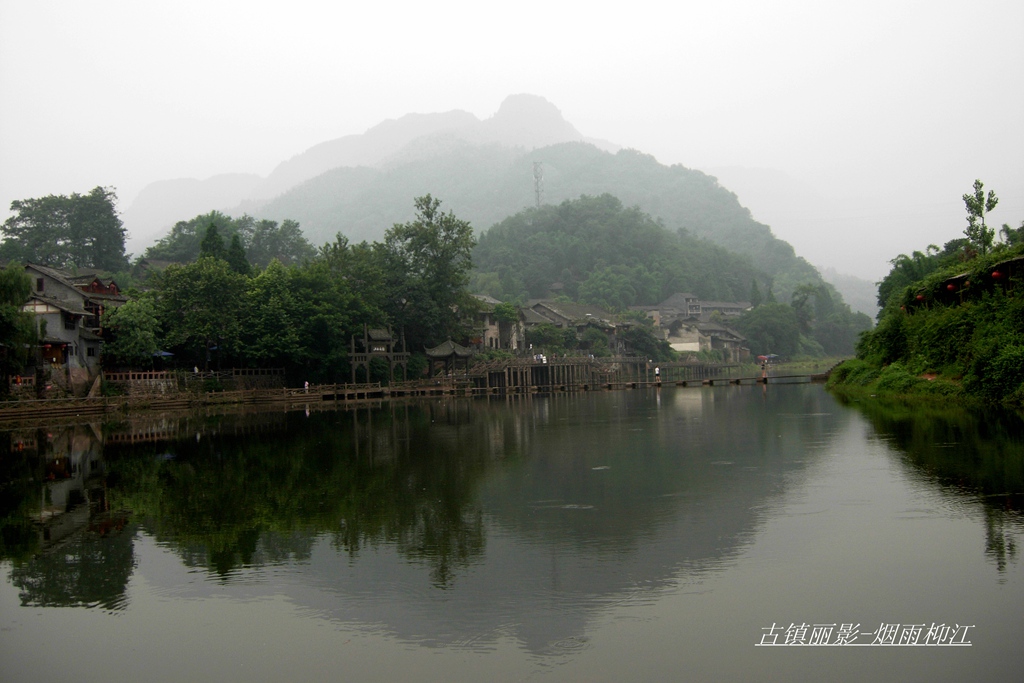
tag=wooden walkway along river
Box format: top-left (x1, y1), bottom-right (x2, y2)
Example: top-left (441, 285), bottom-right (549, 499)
top-left (0, 360), bottom-right (836, 425)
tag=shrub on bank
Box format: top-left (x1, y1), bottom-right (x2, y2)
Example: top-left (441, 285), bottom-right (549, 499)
top-left (966, 342), bottom-right (1024, 403)
top-left (874, 362), bottom-right (924, 394)
top-left (827, 358), bottom-right (879, 388)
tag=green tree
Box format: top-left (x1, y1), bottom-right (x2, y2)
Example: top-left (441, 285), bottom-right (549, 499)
top-left (876, 240), bottom-right (964, 313)
top-left (749, 279), bottom-right (763, 308)
top-left (1000, 220), bottom-right (1024, 247)
top-left (157, 258), bottom-right (248, 368)
top-left (618, 326), bottom-right (673, 361)
top-left (473, 194), bottom-right (768, 305)
top-left (145, 211), bottom-right (236, 263)
top-left (525, 323), bottom-right (576, 353)
top-left (0, 265), bottom-right (36, 397)
top-left (790, 283), bottom-right (817, 335)
top-left (248, 219), bottom-right (316, 267)
top-left (285, 258), bottom-right (372, 381)
top-left (578, 266), bottom-right (635, 311)
top-left (226, 234), bottom-right (251, 275)
top-left (734, 302), bottom-right (800, 357)
top-left (101, 297), bottom-right (160, 368)
top-left (383, 195), bottom-right (477, 347)
top-left (199, 224), bottom-right (226, 261)
top-left (146, 212), bottom-right (316, 267)
top-left (242, 261), bottom-right (302, 367)
top-left (964, 179), bottom-right (999, 256)
top-left (0, 186), bottom-right (128, 270)
top-left (579, 327), bottom-right (611, 356)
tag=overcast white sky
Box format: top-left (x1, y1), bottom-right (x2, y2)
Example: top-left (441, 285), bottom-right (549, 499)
top-left (1, 0), bottom-right (1021, 280)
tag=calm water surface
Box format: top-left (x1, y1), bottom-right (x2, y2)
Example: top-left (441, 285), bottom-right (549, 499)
top-left (2, 384), bottom-right (1022, 681)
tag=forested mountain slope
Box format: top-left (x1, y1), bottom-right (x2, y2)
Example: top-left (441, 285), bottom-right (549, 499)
top-left (257, 141), bottom-right (821, 297)
top-left (471, 194), bottom-right (766, 305)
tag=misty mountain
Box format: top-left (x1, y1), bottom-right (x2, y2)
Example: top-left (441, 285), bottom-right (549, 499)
top-left (818, 267), bottom-right (879, 318)
top-left (125, 95), bottom-right (612, 248)
top-left (126, 93), bottom-right (860, 304)
top-left (255, 140), bottom-right (821, 293)
top-left (123, 173), bottom-right (262, 252)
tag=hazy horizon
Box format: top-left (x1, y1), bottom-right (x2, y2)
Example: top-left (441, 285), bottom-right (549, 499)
top-left (1, 0), bottom-right (1021, 281)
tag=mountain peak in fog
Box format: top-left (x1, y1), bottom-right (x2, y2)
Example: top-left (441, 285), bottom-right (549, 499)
top-left (125, 94), bottom-right (607, 245)
top-left (478, 93), bottom-right (584, 147)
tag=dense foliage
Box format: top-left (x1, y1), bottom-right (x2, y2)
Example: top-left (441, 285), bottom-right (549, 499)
top-left (473, 194), bottom-right (868, 357)
top-left (259, 142), bottom-right (823, 300)
top-left (0, 186), bottom-right (128, 271)
top-left (849, 244), bottom-right (1024, 403)
top-left (129, 196), bottom-right (476, 380)
top-left (100, 297), bottom-right (160, 368)
top-left (875, 239), bottom-right (969, 314)
top-left (381, 194), bottom-right (478, 346)
top-left (2, 176), bottom-right (872, 383)
top-left (2, 407), bottom-right (493, 585)
top-left (144, 211), bottom-right (316, 268)
top-left (472, 194), bottom-right (767, 306)
top-left (0, 265), bottom-right (36, 397)
top-left (832, 181), bottom-right (1024, 405)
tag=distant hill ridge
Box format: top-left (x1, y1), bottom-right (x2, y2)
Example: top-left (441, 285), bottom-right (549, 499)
top-left (124, 94), bottom-right (613, 246)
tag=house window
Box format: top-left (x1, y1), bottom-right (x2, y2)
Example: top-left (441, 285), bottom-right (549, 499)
top-left (87, 347), bottom-right (96, 357)
top-left (36, 278), bottom-right (44, 292)
top-left (64, 314), bottom-right (77, 331)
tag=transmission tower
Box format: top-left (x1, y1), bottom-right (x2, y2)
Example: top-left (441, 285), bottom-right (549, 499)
top-left (533, 161), bottom-right (543, 208)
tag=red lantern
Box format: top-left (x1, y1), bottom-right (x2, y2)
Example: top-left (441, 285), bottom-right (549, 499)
top-left (915, 294), bottom-right (925, 301)
top-left (992, 270), bottom-right (1004, 279)
top-left (946, 284), bottom-right (956, 291)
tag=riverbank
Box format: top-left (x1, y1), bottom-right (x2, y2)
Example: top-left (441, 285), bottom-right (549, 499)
top-left (851, 246), bottom-right (1024, 408)
top-left (824, 357), bottom-right (982, 407)
top-left (1, 359), bottom-right (838, 427)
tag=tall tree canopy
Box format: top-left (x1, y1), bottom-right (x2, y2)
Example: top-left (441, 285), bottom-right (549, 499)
top-left (156, 257), bottom-right (249, 369)
top-left (472, 194), bottom-right (769, 305)
top-left (145, 212), bottom-right (315, 267)
top-left (0, 187), bottom-right (128, 271)
top-left (963, 179), bottom-right (999, 256)
top-left (101, 297), bottom-right (160, 369)
top-left (381, 195), bottom-right (477, 348)
top-left (0, 265), bottom-right (36, 396)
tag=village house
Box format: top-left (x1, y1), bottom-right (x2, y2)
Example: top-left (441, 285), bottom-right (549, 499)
top-left (633, 292), bottom-right (751, 325)
top-left (522, 299), bottom-right (629, 354)
top-left (633, 293), bottom-right (751, 362)
top-left (665, 318), bottom-right (709, 354)
top-left (20, 263), bottom-right (127, 394)
top-left (693, 321), bottom-right (749, 363)
top-left (470, 294), bottom-right (525, 352)
top-left (698, 300), bottom-right (752, 319)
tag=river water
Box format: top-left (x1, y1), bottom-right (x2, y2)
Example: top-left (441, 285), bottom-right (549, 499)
top-left (2, 384), bottom-right (1022, 681)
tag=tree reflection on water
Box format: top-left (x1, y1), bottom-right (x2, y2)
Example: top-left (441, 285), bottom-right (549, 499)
top-left (838, 395), bottom-right (1024, 573)
top-left (103, 403), bottom-right (491, 587)
top-left (4, 388), bottom-right (1024, 615)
